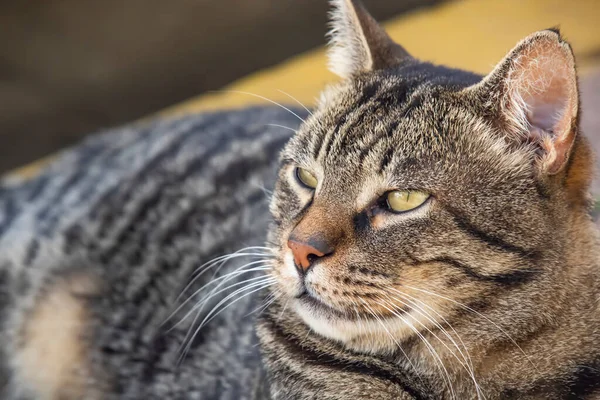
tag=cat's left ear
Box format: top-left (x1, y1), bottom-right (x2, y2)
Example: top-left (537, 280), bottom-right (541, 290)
top-left (467, 29), bottom-right (579, 175)
top-left (327, 0), bottom-right (411, 79)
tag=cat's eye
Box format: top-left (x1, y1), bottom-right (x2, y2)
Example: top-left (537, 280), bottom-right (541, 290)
top-left (386, 190), bottom-right (430, 213)
top-left (296, 167), bottom-right (318, 189)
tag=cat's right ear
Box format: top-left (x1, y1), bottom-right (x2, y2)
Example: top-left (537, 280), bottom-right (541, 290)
top-left (327, 0), bottom-right (411, 79)
top-left (466, 30), bottom-right (579, 175)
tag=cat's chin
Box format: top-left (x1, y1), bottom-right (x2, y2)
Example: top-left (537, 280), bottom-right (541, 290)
top-left (292, 297), bottom-right (416, 354)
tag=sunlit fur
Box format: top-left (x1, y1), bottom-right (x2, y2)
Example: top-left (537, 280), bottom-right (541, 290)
top-left (2, 2), bottom-right (598, 399)
top-left (258, 2), bottom-right (600, 399)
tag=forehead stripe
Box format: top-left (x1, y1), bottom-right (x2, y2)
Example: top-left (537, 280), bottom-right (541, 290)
top-left (336, 84), bottom-right (413, 162)
top-left (313, 81), bottom-right (382, 161)
top-left (353, 85), bottom-right (425, 172)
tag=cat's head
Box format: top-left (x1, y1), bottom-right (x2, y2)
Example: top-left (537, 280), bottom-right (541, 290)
top-left (267, 0), bottom-right (591, 353)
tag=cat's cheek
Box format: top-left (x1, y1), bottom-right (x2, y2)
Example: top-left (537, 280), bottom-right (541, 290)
top-left (274, 251), bottom-right (302, 297)
top-left (291, 302), bottom-right (357, 344)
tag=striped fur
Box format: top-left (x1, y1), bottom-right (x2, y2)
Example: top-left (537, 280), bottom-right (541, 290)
top-left (259, 1), bottom-right (600, 399)
top-left (1, 1), bottom-right (599, 399)
top-left (0, 107), bottom-right (305, 399)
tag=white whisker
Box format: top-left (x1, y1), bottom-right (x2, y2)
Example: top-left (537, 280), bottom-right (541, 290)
top-left (374, 298), bottom-right (456, 400)
top-left (276, 89), bottom-right (313, 116)
top-left (169, 266), bottom-right (272, 329)
top-left (196, 278), bottom-right (276, 329)
top-left (386, 294), bottom-right (469, 368)
top-left (278, 297), bottom-right (290, 322)
top-left (402, 284), bottom-right (538, 373)
top-left (213, 90), bottom-right (306, 122)
top-left (266, 123), bottom-right (298, 134)
top-left (250, 181), bottom-right (274, 198)
top-left (357, 298), bottom-right (425, 387)
top-left (390, 289), bottom-right (478, 379)
top-left (176, 303), bottom-right (203, 364)
top-left (385, 292), bottom-right (484, 399)
top-left (179, 279), bottom-right (276, 360)
top-left (174, 246), bottom-right (274, 304)
top-left (246, 289), bottom-right (281, 318)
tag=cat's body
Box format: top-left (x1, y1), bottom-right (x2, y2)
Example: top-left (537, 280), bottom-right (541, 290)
top-left (2, 1), bottom-right (600, 399)
top-left (0, 108), bottom-right (306, 399)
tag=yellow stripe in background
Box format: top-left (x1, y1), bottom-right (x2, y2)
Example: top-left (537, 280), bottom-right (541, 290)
top-left (9, 0), bottom-right (600, 179)
top-left (166, 0), bottom-right (600, 116)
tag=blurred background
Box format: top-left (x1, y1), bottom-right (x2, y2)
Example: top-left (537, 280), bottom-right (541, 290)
top-left (0, 0), bottom-right (439, 173)
top-left (1, 0), bottom-right (599, 180)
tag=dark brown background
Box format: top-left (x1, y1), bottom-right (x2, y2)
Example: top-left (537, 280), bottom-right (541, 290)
top-left (0, 0), bottom-right (440, 173)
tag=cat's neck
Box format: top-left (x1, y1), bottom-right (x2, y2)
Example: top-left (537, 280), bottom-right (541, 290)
top-left (565, 208), bottom-right (600, 274)
top-left (433, 206), bottom-right (600, 397)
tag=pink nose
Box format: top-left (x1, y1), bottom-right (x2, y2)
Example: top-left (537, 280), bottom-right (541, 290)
top-left (287, 238), bottom-right (331, 272)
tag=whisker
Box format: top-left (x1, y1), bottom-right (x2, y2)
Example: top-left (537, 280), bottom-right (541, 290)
top-left (174, 246), bottom-right (274, 304)
top-left (202, 258), bottom-right (273, 297)
top-left (266, 123), bottom-right (298, 134)
top-left (276, 89), bottom-right (313, 116)
top-left (196, 277), bottom-right (277, 329)
top-left (170, 259), bottom-right (272, 318)
top-left (211, 89), bottom-right (306, 122)
top-left (176, 302), bottom-right (203, 364)
top-left (384, 292), bottom-right (484, 399)
top-left (168, 265), bottom-right (272, 329)
top-left (246, 288), bottom-right (281, 318)
top-left (402, 284), bottom-right (538, 373)
top-left (205, 259), bottom-right (272, 288)
top-left (385, 294), bottom-right (469, 368)
top-left (191, 247), bottom-right (274, 276)
top-left (204, 250), bottom-right (273, 286)
top-left (200, 248), bottom-right (273, 277)
top-left (357, 298), bottom-right (425, 387)
top-left (374, 298), bottom-right (457, 400)
top-left (179, 279), bottom-right (275, 361)
top-left (250, 181), bottom-right (274, 198)
top-left (388, 290), bottom-right (474, 366)
top-left (278, 297), bottom-right (290, 322)
top-left (177, 277), bottom-right (276, 361)
top-left (390, 289), bottom-right (478, 380)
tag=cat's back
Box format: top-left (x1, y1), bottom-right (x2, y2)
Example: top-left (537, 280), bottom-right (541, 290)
top-left (0, 107), bottom-right (304, 399)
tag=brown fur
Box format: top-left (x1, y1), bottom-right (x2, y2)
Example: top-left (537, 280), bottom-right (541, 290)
top-left (258, 1), bottom-right (600, 398)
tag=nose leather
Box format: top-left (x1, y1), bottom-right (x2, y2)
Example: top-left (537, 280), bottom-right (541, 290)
top-left (287, 203), bottom-right (344, 274)
top-left (287, 236), bottom-right (333, 272)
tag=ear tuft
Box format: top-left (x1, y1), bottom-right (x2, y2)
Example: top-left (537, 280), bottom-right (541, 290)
top-left (327, 0), bottom-right (410, 79)
top-left (473, 30), bottom-right (579, 174)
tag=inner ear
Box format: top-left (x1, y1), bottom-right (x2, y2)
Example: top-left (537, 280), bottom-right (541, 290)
top-left (472, 30), bottom-right (579, 175)
top-left (507, 39), bottom-right (575, 140)
top-left (526, 82), bottom-right (568, 134)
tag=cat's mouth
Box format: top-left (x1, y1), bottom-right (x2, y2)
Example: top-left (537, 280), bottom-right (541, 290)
top-left (291, 284), bottom-right (417, 351)
top-left (294, 289), bottom-right (349, 319)
top-left (279, 251), bottom-right (410, 325)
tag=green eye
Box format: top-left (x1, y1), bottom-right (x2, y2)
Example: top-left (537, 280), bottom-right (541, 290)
top-left (386, 190), bottom-right (430, 213)
top-left (296, 167), bottom-right (318, 189)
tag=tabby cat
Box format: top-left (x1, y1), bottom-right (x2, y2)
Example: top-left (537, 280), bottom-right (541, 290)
top-left (1, 0), bottom-right (599, 399)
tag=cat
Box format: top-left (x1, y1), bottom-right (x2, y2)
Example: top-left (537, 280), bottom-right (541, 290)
top-left (261, 0), bottom-right (600, 398)
top-left (1, 0), bottom-right (599, 399)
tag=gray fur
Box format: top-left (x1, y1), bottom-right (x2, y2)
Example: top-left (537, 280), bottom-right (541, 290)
top-left (0, 107), bottom-right (305, 399)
